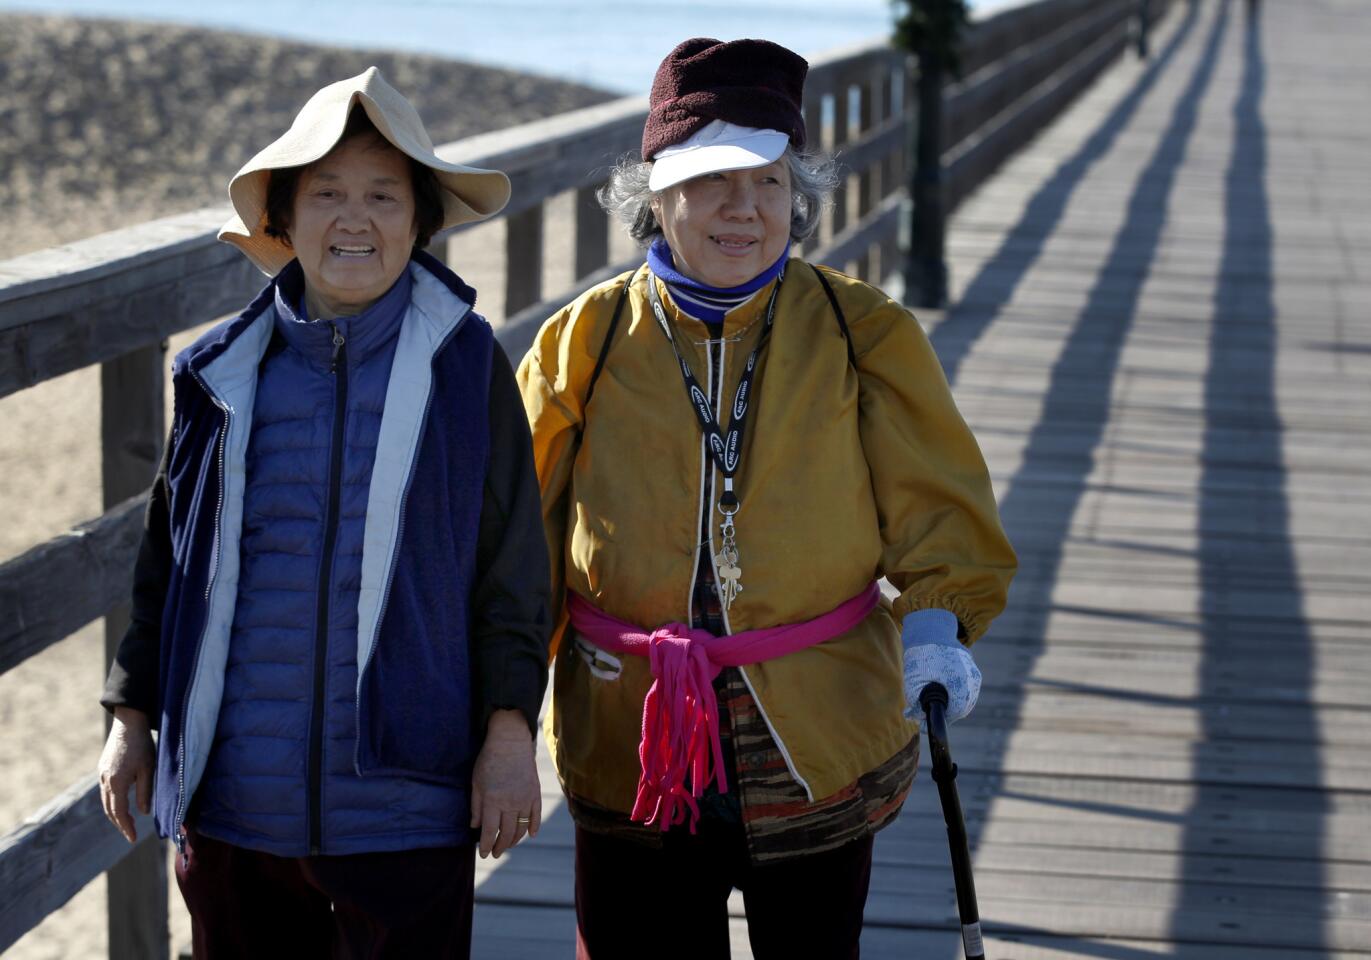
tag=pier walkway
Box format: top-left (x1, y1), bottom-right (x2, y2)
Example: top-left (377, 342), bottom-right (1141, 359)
top-left (471, 1), bottom-right (1371, 956)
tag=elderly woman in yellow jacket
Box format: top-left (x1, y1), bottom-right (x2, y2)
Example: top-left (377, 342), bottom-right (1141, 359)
top-left (518, 37), bottom-right (1016, 959)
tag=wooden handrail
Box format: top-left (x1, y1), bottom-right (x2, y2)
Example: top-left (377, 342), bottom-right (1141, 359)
top-left (0, 496), bottom-right (146, 679)
top-left (0, 775), bottom-right (157, 954)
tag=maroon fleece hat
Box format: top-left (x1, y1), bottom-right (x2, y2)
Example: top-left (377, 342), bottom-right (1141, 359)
top-left (642, 38), bottom-right (809, 162)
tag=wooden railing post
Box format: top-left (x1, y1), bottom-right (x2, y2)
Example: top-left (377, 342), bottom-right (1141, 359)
top-left (573, 184), bottom-right (609, 282)
top-left (100, 342), bottom-right (169, 960)
top-left (880, 65), bottom-right (904, 277)
top-left (899, 60), bottom-right (916, 190)
top-left (504, 204), bottom-right (544, 317)
top-left (801, 95), bottom-right (826, 256)
top-left (855, 72), bottom-right (879, 282)
top-left (831, 85), bottom-right (851, 245)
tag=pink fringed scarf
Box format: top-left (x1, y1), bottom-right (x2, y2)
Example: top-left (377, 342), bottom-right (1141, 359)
top-left (565, 582), bottom-right (881, 831)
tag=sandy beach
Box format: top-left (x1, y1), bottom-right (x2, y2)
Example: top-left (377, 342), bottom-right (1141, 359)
top-left (0, 13), bottom-right (611, 260)
top-left (0, 15), bottom-right (613, 957)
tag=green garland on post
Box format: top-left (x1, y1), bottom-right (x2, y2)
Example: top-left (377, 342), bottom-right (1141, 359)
top-left (892, 0), bottom-right (971, 74)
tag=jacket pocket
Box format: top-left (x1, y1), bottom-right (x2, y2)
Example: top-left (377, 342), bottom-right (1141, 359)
top-left (573, 633), bottom-right (623, 681)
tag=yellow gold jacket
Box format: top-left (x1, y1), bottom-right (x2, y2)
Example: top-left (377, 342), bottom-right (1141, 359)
top-left (517, 261), bottom-right (1016, 813)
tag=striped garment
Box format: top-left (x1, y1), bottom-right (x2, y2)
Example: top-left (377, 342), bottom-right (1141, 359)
top-left (566, 665), bottom-right (918, 863)
top-left (646, 237), bottom-right (787, 325)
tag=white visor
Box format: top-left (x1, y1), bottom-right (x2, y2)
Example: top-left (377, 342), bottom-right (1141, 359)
top-left (648, 120), bottom-right (790, 192)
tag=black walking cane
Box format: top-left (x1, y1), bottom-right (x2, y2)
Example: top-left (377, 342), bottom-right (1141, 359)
top-left (920, 682), bottom-right (986, 960)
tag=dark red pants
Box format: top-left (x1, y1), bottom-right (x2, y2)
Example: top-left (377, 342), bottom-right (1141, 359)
top-left (573, 823), bottom-right (873, 960)
top-left (174, 828), bottom-right (476, 960)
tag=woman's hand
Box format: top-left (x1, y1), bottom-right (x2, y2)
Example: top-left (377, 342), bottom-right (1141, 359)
top-left (903, 641), bottom-right (982, 724)
top-left (469, 709), bottom-right (542, 859)
top-left (98, 707), bottom-right (155, 843)
top-left (901, 610), bottom-right (982, 724)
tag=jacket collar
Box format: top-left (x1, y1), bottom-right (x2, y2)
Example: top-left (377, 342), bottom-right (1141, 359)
top-left (647, 237), bottom-right (788, 332)
top-left (272, 261), bottom-right (412, 372)
top-left (177, 251), bottom-right (477, 382)
top-left (647, 265), bottom-right (788, 343)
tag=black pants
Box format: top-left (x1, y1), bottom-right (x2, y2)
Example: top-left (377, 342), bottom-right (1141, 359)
top-left (175, 828), bottom-right (476, 959)
top-left (573, 822), bottom-right (873, 960)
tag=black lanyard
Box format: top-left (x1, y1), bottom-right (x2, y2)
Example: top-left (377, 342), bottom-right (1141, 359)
top-left (646, 272), bottom-right (782, 512)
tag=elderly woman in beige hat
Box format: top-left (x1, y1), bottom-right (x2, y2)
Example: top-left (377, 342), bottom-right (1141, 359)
top-left (95, 67), bottom-right (550, 957)
top-left (519, 38), bottom-right (1015, 957)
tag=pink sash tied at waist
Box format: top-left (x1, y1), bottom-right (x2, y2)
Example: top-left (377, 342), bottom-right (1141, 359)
top-left (566, 582), bottom-right (881, 832)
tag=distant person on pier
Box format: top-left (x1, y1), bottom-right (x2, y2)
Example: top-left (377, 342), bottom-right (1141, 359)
top-left (96, 67), bottom-right (550, 959)
top-left (518, 37), bottom-right (1017, 958)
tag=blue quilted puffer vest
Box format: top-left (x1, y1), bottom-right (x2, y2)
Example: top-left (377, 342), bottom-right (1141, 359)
top-left (194, 268), bottom-right (467, 856)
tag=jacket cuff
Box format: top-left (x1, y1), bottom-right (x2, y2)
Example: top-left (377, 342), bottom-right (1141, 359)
top-left (478, 654), bottom-right (545, 737)
top-left (900, 608), bottom-right (960, 651)
top-left (98, 693), bottom-right (159, 727)
top-left (99, 659), bottom-right (160, 728)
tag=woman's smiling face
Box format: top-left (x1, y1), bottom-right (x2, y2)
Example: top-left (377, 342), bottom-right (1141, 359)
top-left (651, 159), bottom-right (792, 288)
top-left (289, 135), bottom-right (418, 320)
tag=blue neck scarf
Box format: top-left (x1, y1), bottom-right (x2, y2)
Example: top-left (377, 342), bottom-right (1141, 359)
top-left (647, 237), bottom-right (789, 326)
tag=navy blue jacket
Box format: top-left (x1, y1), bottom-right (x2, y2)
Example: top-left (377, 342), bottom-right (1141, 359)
top-left (101, 253), bottom-right (550, 850)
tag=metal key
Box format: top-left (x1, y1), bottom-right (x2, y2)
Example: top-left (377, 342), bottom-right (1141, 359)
top-left (716, 509), bottom-right (744, 612)
top-left (716, 558), bottom-right (743, 611)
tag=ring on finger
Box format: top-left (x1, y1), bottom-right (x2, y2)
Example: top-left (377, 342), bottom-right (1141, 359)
top-left (515, 816), bottom-right (531, 824)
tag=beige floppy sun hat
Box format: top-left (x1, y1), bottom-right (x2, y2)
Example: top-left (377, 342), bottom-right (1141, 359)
top-left (218, 66), bottom-right (511, 275)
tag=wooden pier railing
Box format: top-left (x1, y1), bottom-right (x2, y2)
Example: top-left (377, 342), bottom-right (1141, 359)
top-left (0, 2), bottom-right (1161, 954)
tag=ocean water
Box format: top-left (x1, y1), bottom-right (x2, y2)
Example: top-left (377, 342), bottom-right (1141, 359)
top-left (0, 0), bottom-right (1000, 94)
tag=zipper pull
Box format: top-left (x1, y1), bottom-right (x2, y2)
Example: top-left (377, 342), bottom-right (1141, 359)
top-left (330, 325), bottom-right (346, 373)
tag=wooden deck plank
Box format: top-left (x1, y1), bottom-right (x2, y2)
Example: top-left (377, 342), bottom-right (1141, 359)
top-left (473, 903), bottom-right (1371, 959)
top-left (475, 848), bottom-right (1371, 949)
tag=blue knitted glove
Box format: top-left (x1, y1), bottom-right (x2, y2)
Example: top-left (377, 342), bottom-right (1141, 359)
top-left (901, 609), bottom-right (981, 723)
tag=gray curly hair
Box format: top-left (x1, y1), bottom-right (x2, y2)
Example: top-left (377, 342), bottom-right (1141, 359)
top-left (597, 148), bottom-right (840, 246)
